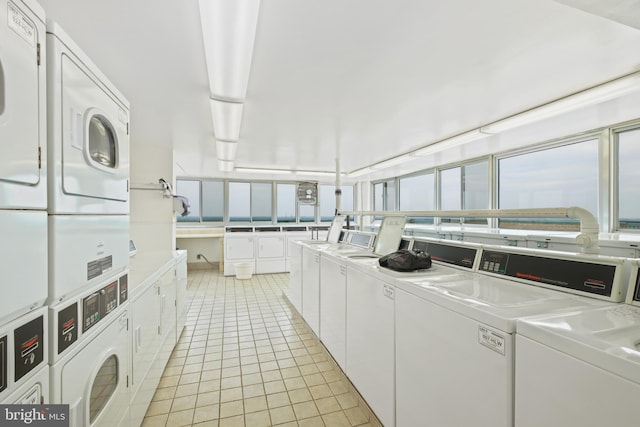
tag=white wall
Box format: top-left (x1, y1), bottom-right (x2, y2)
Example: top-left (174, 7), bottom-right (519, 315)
top-left (130, 144), bottom-right (176, 253)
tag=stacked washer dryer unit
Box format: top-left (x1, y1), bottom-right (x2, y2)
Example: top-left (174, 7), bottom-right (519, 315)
top-left (515, 259), bottom-right (640, 427)
top-left (0, 0), bottom-right (50, 405)
top-left (394, 245), bottom-right (627, 427)
top-left (46, 21), bottom-right (131, 427)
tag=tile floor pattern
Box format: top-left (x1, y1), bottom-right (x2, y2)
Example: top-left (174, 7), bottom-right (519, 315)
top-left (142, 270), bottom-right (382, 427)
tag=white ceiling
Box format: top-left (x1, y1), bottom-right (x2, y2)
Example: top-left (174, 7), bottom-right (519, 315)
top-left (37, 0), bottom-right (640, 181)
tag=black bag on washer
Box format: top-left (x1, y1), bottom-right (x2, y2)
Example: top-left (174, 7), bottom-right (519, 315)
top-left (378, 249), bottom-right (432, 272)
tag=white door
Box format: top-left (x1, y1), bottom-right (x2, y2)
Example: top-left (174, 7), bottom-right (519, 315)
top-left (302, 248), bottom-right (320, 336)
top-left (62, 312), bottom-right (129, 427)
top-left (60, 54), bottom-right (129, 204)
top-left (0, 0), bottom-right (46, 209)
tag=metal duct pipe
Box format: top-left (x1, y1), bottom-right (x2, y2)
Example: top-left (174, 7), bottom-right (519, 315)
top-left (334, 157), bottom-right (342, 215)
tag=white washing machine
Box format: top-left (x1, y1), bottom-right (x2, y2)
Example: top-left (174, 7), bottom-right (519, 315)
top-left (394, 247), bottom-right (626, 427)
top-left (345, 238), bottom-right (480, 427)
top-left (0, 307), bottom-right (48, 404)
top-left (0, 0), bottom-right (47, 210)
top-left (514, 260), bottom-right (640, 427)
top-left (46, 21), bottom-right (130, 215)
top-left (49, 272), bottom-right (130, 427)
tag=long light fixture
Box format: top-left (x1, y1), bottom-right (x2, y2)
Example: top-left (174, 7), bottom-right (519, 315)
top-left (481, 71), bottom-right (640, 134)
top-left (347, 166), bottom-right (375, 178)
top-left (216, 140), bottom-right (238, 161)
top-left (210, 99), bottom-right (243, 141)
top-left (198, 0), bottom-right (261, 101)
top-left (412, 129), bottom-right (489, 157)
top-left (218, 160), bottom-right (235, 172)
top-left (235, 167), bottom-right (291, 175)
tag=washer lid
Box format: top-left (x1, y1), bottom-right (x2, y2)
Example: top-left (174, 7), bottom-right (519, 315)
top-left (518, 305), bottom-right (640, 384)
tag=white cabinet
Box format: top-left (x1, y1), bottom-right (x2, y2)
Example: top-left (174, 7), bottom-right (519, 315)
top-left (158, 266), bottom-right (177, 345)
top-left (256, 234), bottom-right (286, 273)
top-left (346, 266), bottom-right (395, 427)
top-left (224, 234), bottom-right (255, 276)
top-left (320, 254), bottom-right (347, 370)
top-left (302, 246), bottom-right (321, 336)
top-left (286, 241), bottom-right (303, 314)
top-left (130, 280), bottom-right (161, 411)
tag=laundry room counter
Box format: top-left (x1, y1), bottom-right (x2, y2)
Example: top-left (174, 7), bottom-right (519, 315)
top-left (129, 250), bottom-right (179, 294)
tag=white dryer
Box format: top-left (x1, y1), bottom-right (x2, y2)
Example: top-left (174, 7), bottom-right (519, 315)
top-left (48, 215), bottom-right (129, 304)
top-left (394, 247), bottom-right (626, 427)
top-left (0, 0), bottom-right (47, 210)
top-left (514, 261), bottom-right (640, 427)
top-left (46, 21), bottom-right (130, 215)
top-left (0, 307), bottom-right (48, 404)
top-left (49, 272), bottom-right (130, 427)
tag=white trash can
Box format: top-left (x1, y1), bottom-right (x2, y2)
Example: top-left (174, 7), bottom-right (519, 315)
top-left (234, 262), bottom-right (254, 280)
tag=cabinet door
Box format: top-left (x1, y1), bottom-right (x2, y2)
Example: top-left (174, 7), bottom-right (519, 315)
top-left (257, 236), bottom-right (285, 258)
top-left (346, 268), bottom-right (395, 427)
top-left (158, 267), bottom-right (177, 344)
top-left (176, 255), bottom-right (188, 336)
top-left (225, 237), bottom-right (255, 260)
top-left (130, 284), bottom-right (160, 398)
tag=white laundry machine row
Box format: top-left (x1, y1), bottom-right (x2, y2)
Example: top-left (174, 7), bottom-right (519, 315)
top-left (46, 20), bottom-right (130, 215)
top-left (0, 307), bottom-right (48, 404)
top-left (394, 246), bottom-right (627, 427)
top-left (344, 238), bottom-right (481, 427)
top-left (514, 260), bottom-right (640, 427)
top-left (48, 270), bottom-right (130, 427)
top-left (0, 0), bottom-right (47, 211)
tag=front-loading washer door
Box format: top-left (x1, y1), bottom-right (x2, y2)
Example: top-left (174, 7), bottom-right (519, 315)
top-left (62, 312), bottom-right (129, 427)
top-left (61, 53), bottom-right (129, 204)
top-left (0, 0), bottom-right (46, 209)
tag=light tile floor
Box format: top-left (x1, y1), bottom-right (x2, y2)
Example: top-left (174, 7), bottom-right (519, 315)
top-left (142, 270), bottom-right (382, 427)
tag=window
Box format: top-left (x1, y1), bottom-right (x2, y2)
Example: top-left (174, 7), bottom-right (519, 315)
top-left (319, 184), bottom-right (354, 221)
top-left (373, 180), bottom-right (396, 211)
top-left (251, 182), bottom-right (272, 222)
top-left (498, 139), bottom-right (598, 230)
top-left (399, 172), bottom-right (434, 223)
top-left (277, 183), bottom-right (296, 222)
top-left (462, 160), bottom-right (489, 225)
top-left (299, 203), bottom-right (315, 222)
top-left (202, 180), bottom-right (224, 222)
top-left (176, 180), bottom-right (201, 223)
top-left (617, 127), bottom-right (640, 230)
top-left (440, 167), bottom-right (461, 224)
top-left (228, 182), bottom-right (250, 222)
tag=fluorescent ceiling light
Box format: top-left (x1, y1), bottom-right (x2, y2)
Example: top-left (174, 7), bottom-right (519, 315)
top-left (235, 167), bottom-right (291, 175)
top-left (481, 71), bottom-right (640, 134)
top-left (216, 140), bottom-right (238, 161)
top-left (295, 170), bottom-right (344, 177)
top-left (370, 155), bottom-right (412, 170)
top-left (210, 99), bottom-right (243, 141)
top-left (218, 160), bottom-right (234, 172)
top-left (198, 0), bottom-right (261, 100)
top-left (412, 129), bottom-right (488, 157)
top-left (347, 166), bottom-right (375, 178)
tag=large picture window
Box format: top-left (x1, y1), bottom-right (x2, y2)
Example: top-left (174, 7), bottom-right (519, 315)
top-left (498, 139), bottom-right (598, 230)
top-left (617, 127), bottom-right (640, 230)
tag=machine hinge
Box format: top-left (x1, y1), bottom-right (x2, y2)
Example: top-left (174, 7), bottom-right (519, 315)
top-left (157, 326), bottom-right (161, 335)
top-left (126, 375), bottom-right (129, 388)
top-left (127, 179), bottom-right (130, 193)
top-left (127, 318), bottom-right (129, 331)
top-left (37, 43), bottom-right (41, 66)
top-left (38, 146), bottom-right (42, 169)
top-left (127, 122), bottom-right (129, 135)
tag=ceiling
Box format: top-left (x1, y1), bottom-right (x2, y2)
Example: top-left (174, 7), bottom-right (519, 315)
top-left (37, 0), bottom-right (640, 181)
